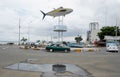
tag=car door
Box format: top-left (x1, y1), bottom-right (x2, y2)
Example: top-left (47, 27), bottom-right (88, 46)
top-left (55, 44), bottom-right (64, 51)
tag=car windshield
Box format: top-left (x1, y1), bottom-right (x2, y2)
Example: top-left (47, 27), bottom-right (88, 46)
top-left (108, 44), bottom-right (117, 47)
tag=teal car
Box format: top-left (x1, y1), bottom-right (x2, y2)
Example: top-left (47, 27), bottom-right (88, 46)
top-left (45, 44), bottom-right (70, 53)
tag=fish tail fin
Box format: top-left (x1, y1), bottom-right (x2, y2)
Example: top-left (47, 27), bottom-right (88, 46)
top-left (40, 10), bottom-right (46, 20)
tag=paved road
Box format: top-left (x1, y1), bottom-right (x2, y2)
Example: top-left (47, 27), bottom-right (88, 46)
top-left (0, 45), bottom-right (120, 77)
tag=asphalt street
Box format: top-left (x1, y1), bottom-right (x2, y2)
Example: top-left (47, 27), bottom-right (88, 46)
top-left (0, 45), bottom-right (120, 77)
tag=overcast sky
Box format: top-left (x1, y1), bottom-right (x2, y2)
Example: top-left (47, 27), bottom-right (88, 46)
top-left (0, 0), bottom-right (120, 42)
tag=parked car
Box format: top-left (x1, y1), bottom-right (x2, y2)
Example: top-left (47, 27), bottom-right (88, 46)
top-left (45, 43), bottom-right (70, 53)
top-left (68, 43), bottom-right (83, 48)
top-left (106, 44), bottom-right (118, 52)
top-left (85, 44), bottom-right (95, 48)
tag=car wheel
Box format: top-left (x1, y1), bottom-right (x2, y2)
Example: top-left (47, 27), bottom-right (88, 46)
top-left (116, 51), bottom-right (118, 53)
top-left (49, 49), bottom-right (53, 52)
top-left (65, 49), bottom-right (68, 53)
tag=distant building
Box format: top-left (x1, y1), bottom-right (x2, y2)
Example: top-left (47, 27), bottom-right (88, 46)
top-left (87, 22), bottom-right (100, 43)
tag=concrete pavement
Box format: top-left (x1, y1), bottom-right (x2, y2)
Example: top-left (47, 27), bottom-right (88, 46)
top-left (0, 45), bottom-right (120, 77)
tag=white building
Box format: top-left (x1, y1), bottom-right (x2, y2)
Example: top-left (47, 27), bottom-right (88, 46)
top-left (89, 22), bottom-right (100, 43)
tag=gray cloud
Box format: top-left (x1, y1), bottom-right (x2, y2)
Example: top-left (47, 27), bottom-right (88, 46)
top-left (0, 0), bottom-right (120, 42)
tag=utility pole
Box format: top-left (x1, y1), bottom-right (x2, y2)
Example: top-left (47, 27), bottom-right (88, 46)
top-left (18, 18), bottom-right (21, 45)
top-left (116, 17), bottom-right (118, 36)
top-left (28, 24), bottom-right (30, 43)
top-left (105, 7), bottom-right (108, 26)
top-left (27, 21), bottom-right (33, 43)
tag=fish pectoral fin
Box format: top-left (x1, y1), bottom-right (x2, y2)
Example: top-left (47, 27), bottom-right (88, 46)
top-left (52, 16), bottom-right (55, 18)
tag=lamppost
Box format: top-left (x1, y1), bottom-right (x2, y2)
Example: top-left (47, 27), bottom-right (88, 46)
top-left (18, 18), bottom-right (21, 45)
top-left (115, 17), bottom-right (118, 37)
top-left (27, 21), bottom-right (33, 43)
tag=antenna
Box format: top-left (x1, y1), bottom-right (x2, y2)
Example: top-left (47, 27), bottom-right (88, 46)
top-left (105, 7), bottom-right (108, 26)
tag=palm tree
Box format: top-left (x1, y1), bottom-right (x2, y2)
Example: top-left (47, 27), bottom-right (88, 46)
top-left (21, 37), bottom-right (27, 45)
top-left (75, 35), bottom-right (83, 44)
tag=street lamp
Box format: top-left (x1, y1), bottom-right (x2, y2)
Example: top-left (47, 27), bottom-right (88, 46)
top-left (27, 21), bottom-right (33, 43)
top-left (115, 17), bottom-right (118, 36)
top-left (18, 18), bottom-right (21, 45)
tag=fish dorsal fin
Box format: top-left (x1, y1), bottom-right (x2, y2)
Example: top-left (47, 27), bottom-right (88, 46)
top-left (58, 7), bottom-right (63, 9)
top-left (59, 6), bottom-right (63, 8)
